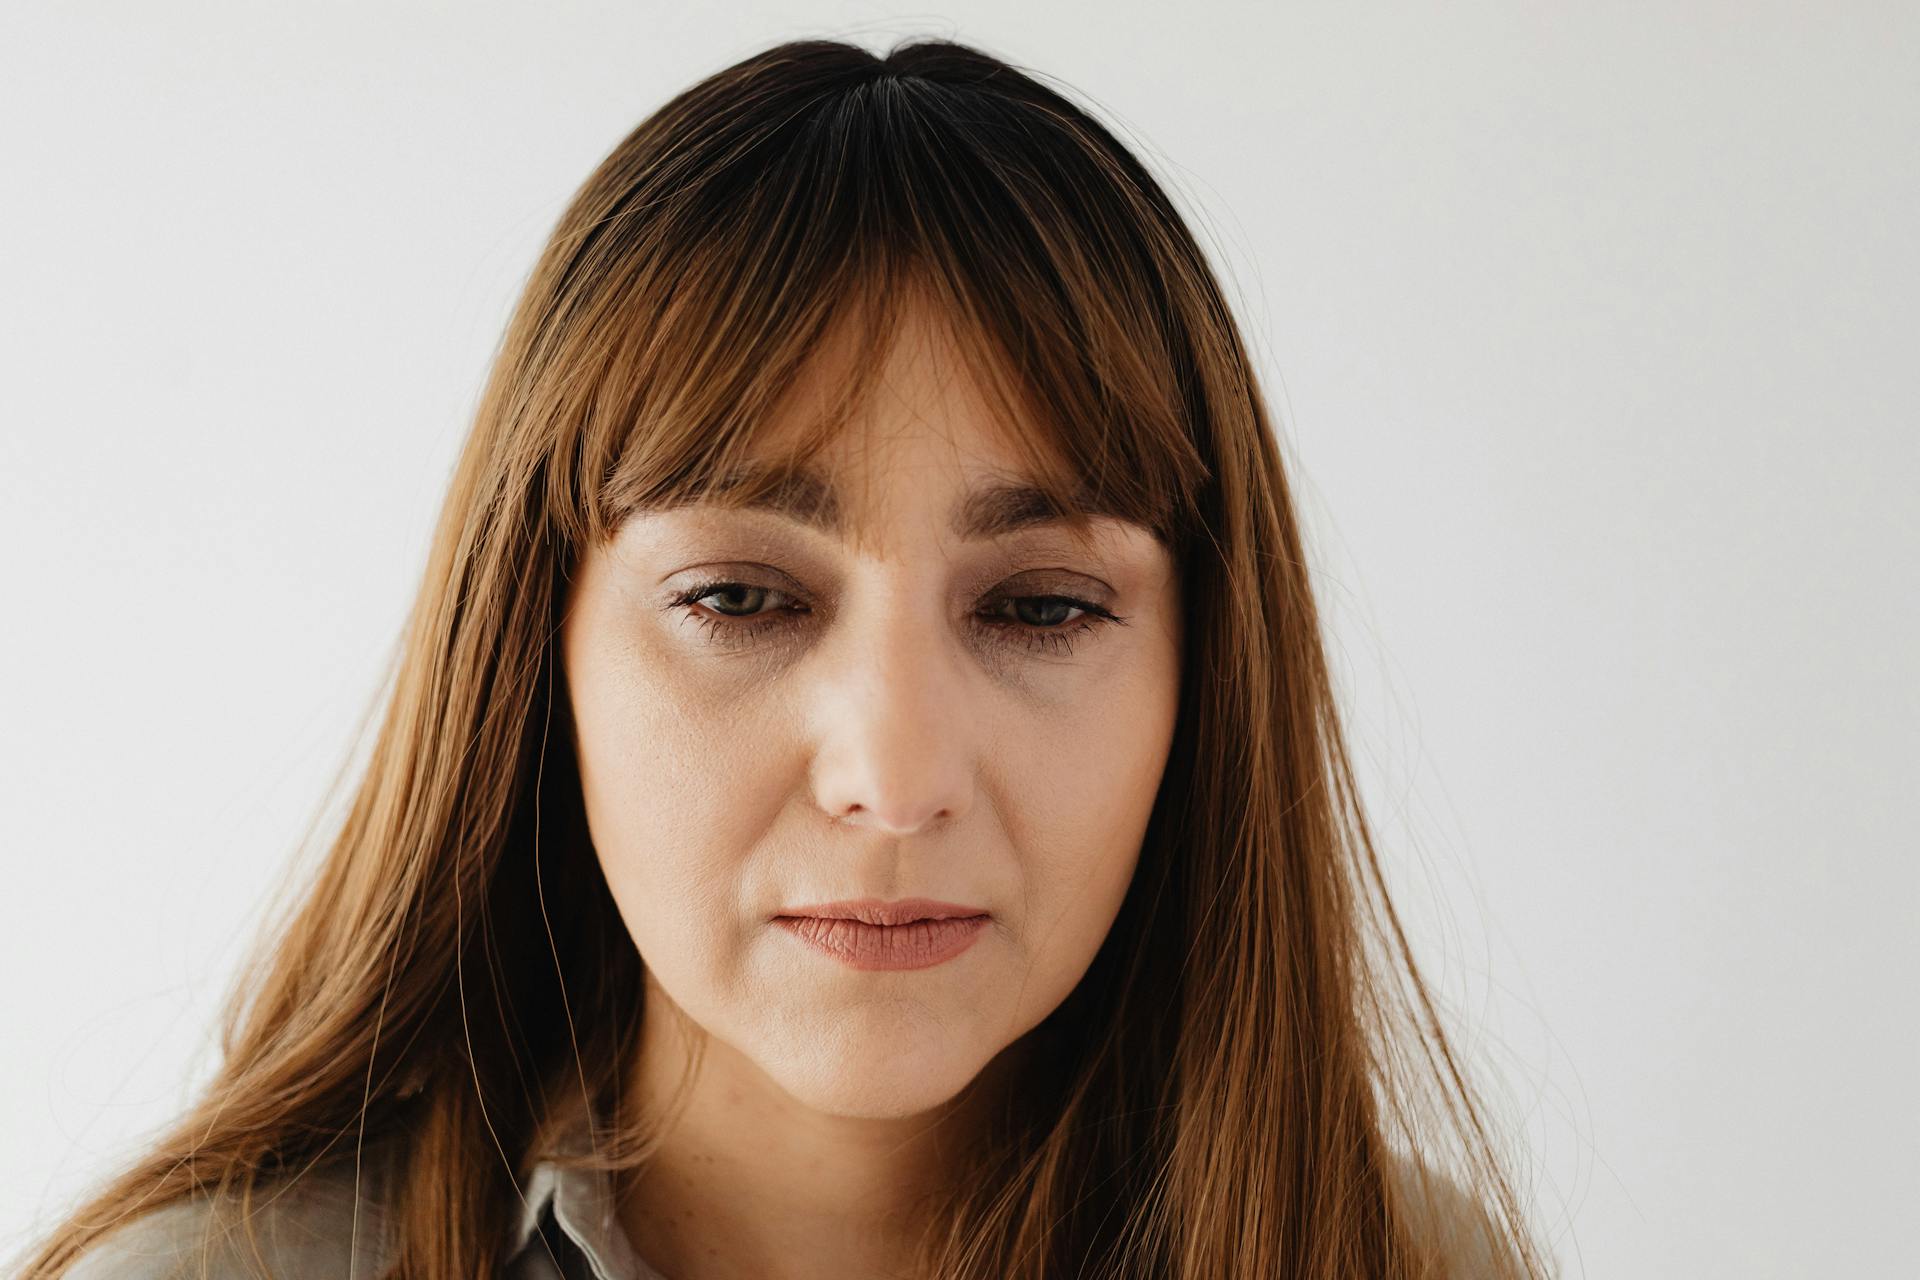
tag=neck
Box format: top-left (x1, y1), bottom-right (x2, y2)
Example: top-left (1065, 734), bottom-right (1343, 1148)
top-left (611, 976), bottom-right (1026, 1280)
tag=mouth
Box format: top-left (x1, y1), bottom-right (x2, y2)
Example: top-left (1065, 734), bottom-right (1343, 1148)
top-left (771, 898), bottom-right (990, 971)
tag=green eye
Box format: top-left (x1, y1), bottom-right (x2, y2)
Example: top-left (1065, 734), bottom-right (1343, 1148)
top-left (701, 584), bottom-right (776, 617)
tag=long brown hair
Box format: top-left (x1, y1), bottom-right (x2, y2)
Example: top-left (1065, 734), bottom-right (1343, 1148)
top-left (23, 36), bottom-right (1551, 1279)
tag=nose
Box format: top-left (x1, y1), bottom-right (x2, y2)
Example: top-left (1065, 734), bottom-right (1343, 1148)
top-left (807, 597), bottom-right (978, 836)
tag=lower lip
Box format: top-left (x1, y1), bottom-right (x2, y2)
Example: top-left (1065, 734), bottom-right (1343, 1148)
top-left (773, 914), bottom-right (989, 971)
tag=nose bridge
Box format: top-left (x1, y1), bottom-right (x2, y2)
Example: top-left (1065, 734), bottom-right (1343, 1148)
top-left (808, 577), bottom-right (976, 835)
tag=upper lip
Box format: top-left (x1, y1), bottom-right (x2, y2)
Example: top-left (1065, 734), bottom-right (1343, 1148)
top-left (775, 898), bottom-right (988, 926)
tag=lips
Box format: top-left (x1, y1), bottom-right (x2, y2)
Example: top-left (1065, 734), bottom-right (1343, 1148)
top-left (772, 898), bottom-right (990, 971)
top-left (775, 897), bottom-right (987, 926)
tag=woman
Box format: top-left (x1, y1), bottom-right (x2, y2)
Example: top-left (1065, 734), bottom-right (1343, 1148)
top-left (23, 36), bottom-right (1550, 1280)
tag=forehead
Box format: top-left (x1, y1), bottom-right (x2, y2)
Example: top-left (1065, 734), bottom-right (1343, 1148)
top-left (661, 297), bottom-right (1135, 545)
top-left (767, 290), bottom-right (1031, 465)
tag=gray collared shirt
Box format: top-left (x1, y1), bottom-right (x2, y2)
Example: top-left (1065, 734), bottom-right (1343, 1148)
top-left (508, 1141), bottom-right (669, 1280)
top-left (64, 1117), bottom-right (670, 1280)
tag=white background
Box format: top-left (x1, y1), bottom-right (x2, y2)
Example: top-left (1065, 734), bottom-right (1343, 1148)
top-left (3, 3), bottom-right (1914, 1276)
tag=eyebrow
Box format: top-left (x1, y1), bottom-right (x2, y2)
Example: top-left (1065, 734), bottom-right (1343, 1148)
top-left (688, 461), bottom-right (1130, 542)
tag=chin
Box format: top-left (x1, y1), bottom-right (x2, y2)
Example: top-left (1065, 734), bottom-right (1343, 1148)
top-left (762, 1027), bottom-right (994, 1119)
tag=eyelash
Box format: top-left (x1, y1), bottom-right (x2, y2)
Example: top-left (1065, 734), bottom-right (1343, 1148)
top-left (666, 579), bottom-right (1125, 658)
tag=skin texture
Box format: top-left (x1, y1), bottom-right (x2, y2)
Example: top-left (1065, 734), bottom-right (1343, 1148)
top-left (560, 303), bottom-right (1184, 1280)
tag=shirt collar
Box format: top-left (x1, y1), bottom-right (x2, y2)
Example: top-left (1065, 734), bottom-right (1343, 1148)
top-left (509, 1097), bottom-right (666, 1280)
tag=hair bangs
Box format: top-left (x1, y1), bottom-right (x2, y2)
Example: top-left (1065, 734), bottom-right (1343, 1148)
top-left (543, 59), bottom-right (1208, 562)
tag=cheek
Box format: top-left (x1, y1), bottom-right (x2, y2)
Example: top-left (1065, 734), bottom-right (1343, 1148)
top-left (993, 653), bottom-right (1180, 1008)
top-left (566, 633), bottom-right (789, 985)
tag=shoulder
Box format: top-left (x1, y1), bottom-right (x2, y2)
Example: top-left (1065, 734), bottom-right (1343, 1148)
top-left (1384, 1149), bottom-right (1523, 1279)
top-left (61, 1157), bottom-right (395, 1280)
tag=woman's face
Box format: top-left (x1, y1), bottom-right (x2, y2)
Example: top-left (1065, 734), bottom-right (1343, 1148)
top-left (561, 307), bottom-right (1183, 1120)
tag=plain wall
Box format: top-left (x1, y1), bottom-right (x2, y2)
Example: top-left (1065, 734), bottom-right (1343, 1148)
top-left (3, 3), bottom-right (1914, 1276)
